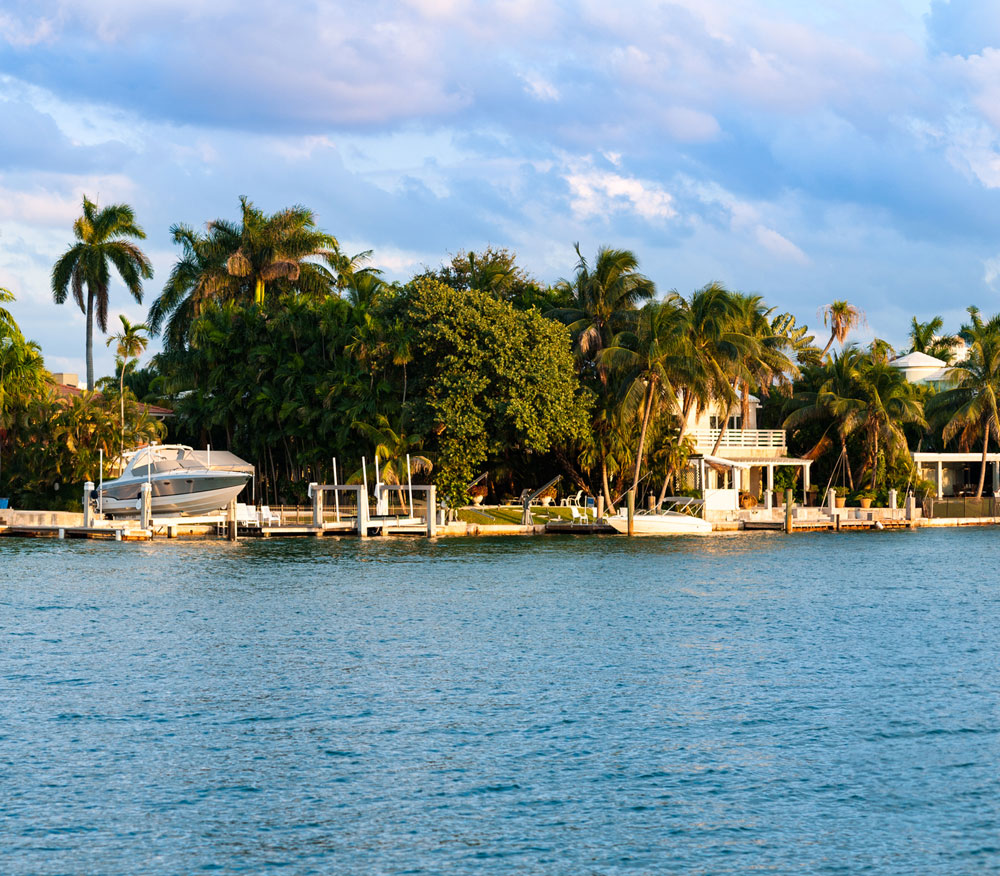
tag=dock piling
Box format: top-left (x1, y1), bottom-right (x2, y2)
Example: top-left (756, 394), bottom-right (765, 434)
top-left (626, 490), bottom-right (635, 536)
top-left (83, 481), bottom-right (94, 529)
top-left (784, 488), bottom-right (793, 533)
top-left (427, 485), bottom-right (437, 537)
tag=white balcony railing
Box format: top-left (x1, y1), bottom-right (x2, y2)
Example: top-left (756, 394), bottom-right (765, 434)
top-left (689, 429), bottom-right (786, 450)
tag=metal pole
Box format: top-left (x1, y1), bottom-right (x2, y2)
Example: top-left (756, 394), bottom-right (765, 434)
top-left (407, 454), bottom-right (414, 519)
top-left (626, 490), bottom-right (635, 536)
top-left (207, 443), bottom-right (211, 469)
top-left (98, 448), bottom-right (104, 515)
top-left (332, 457), bottom-right (340, 522)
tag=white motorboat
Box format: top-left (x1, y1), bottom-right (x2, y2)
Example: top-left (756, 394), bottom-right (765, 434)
top-left (606, 497), bottom-right (713, 535)
top-left (95, 445), bottom-right (253, 516)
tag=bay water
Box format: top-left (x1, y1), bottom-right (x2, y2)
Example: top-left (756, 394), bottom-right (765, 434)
top-left (2, 530), bottom-right (999, 873)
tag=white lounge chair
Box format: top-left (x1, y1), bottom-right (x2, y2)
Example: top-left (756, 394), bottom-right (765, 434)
top-left (570, 506), bottom-right (593, 523)
top-left (561, 490), bottom-right (583, 507)
top-left (259, 505), bottom-right (280, 525)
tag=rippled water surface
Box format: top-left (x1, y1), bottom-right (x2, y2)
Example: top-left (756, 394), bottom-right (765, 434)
top-left (3, 530), bottom-right (1000, 874)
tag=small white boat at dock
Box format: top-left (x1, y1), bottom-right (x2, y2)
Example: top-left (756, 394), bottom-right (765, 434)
top-left (606, 497), bottom-right (712, 535)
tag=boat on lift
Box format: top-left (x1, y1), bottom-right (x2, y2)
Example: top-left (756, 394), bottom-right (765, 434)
top-left (605, 497), bottom-right (713, 535)
top-left (95, 445), bottom-right (253, 516)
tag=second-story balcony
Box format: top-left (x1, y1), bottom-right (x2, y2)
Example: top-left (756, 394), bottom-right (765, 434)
top-left (689, 428), bottom-right (787, 452)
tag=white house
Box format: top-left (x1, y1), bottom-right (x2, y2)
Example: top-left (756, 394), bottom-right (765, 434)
top-left (681, 396), bottom-right (812, 515)
top-left (888, 351), bottom-right (952, 387)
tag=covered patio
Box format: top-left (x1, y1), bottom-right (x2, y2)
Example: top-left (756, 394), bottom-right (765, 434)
top-left (689, 454), bottom-right (814, 512)
top-left (913, 451), bottom-right (1000, 499)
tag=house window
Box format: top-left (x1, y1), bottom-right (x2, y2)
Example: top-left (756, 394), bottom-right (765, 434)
top-left (710, 415), bottom-right (742, 430)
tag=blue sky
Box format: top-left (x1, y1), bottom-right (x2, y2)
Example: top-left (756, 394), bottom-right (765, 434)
top-left (3, 0), bottom-right (1000, 380)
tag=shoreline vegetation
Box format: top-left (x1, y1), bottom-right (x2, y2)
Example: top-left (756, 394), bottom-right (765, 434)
top-left (2, 195), bottom-right (998, 515)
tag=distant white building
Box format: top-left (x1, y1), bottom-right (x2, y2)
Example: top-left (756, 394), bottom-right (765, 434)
top-left (888, 351), bottom-right (952, 388)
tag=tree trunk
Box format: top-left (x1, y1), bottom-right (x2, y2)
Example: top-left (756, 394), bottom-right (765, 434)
top-left (119, 368), bottom-right (126, 461)
top-left (710, 410), bottom-right (729, 456)
top-left (975, 426), bottom-right (989, 499)
top-left (820, 332), bottom-right (835, 362)
top-left (741, 379), bottom-right (751, 429)
top-left (657, 396), bottom-right (694, 508)
top-left (630, 379), bottom-right (656, 493)
top-left (86, 288), bottom-right (95, 390)
top-left (255, 279), bottom-right (265, 306)
top-left (601, 458), bottom-right (615, 515)
top-left (842, 436), bottom-right (854, 490)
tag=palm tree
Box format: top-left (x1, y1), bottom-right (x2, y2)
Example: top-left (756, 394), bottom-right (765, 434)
top-left (909, 316), bottom-right (962, 363)
top-left (819, 300), bottom-right (864, 362)
top-left (106, 315), bottom-right (149, 459)
top-left (927, 307), bottom-right (1000, 497)
top-left (51, 196), bottom-right (153, 389)
top-left (213, 196), bottom-right (339, 306)
top-left (548, 244), bottom-right (655, 361)
top-left (601, 300), bottom-right (684, 494)
top-left (821, 356), bottom-right (925, 490)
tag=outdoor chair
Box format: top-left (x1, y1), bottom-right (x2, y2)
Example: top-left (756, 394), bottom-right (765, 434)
top-left (561, 490), bottom-right (583, 507)
top-left (259, 505), bottom-right (280, 525)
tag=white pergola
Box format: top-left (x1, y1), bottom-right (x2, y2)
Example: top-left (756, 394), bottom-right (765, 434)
top-left (691, 455), bottom-right (813, 510)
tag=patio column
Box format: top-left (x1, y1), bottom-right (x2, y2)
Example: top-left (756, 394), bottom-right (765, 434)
top-left (936, 460), bottom-right (943, 500)
top-left (803, 462), bottom-right (811, 502)
top-left (765, 464), bottom-right (773, 510)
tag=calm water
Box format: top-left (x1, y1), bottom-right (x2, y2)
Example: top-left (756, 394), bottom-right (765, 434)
top-left (2, 530), bottom-right (999, 874)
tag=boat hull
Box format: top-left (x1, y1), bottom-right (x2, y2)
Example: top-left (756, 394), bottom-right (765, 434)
top-left (606, 512), bottom-right (712, 535)
top-left (97, 472), bottom-right (250, 516)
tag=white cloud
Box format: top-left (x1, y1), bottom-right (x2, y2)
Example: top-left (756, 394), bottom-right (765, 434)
top-left (565, 166), bottom-right (676, 221)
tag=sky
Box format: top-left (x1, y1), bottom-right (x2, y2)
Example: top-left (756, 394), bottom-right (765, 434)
top-left (3, 0), bottom-right (1000, 381)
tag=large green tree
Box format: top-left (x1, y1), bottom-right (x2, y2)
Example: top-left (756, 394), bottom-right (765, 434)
top-left (51, 196), bottom-right (153, 389)
top-left (406, 278), bottom-right (590, 507)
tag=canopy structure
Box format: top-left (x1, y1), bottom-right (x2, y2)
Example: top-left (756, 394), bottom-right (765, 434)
top-left (690, 454), bottom-right (813, 511)
top-left (913, 451), bottom-right (1000, 498)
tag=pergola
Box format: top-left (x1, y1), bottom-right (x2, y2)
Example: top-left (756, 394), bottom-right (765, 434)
top-left (692, 454), bottom-right (813, 510)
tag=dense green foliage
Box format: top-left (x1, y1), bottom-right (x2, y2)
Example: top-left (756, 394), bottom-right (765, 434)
top-left (8, 194), bottom-right (1000, 513)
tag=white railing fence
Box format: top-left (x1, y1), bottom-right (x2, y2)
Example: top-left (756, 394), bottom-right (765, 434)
top-left (689, 429), bottom-right (786, 449)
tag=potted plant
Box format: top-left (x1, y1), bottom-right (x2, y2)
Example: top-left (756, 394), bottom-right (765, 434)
top-left (830, 487), bottom-right (846, 508)
top-left (538, 485), bottom-right (557, 507)
top-left (468, 483), bottom-right (488, 506)
top-left (857, 489), bottom-right (876, 510)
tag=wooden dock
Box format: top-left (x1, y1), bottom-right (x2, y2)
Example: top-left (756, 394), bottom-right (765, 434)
top-left (0, 524), bottom-right (150, 540)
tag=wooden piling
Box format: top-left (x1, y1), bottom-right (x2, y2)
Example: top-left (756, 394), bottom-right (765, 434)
top-left (427, 485), bottom-right (437, 537)
top-left (784, 488), bottom-right (793, 533)
top-left (627, 490), bottom-right (635, 536)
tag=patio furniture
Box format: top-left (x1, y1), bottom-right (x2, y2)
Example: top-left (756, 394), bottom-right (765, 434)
top-left (561, 490), bottom-right (583, 507)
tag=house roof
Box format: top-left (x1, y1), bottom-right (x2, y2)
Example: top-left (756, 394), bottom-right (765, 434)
top-left (890, 350), bottom-right (947, 368)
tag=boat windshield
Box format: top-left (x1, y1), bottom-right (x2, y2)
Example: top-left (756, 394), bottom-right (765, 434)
top-left (128, 447), bottom-right (203, 479)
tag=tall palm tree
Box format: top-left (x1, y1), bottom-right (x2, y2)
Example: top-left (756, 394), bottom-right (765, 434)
top-left (51, 196), bottom-right (153, 389)
top-left (821, 357), bottom-right (925, 490)
top-left (601, 299), bottom-right (684, 494)
top-left (927, 307), bottom-right (1000, 497)
top-left (548, 244), bottom-right (655, 361)
top-left (106, 315), bottom-right (149, 459)
top-left (819, 300), bottom-right (864, 362)
top-left (213, 196), bottom-right (339, 306)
